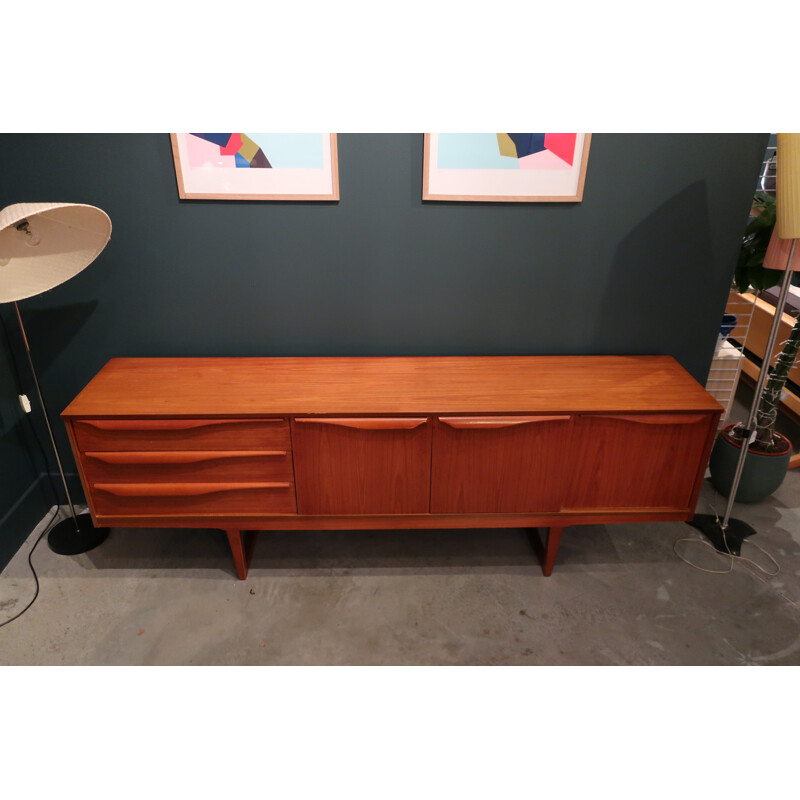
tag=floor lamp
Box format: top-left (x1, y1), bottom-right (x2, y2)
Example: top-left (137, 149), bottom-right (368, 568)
top-left (689, 133), bottom-right (800, 553)
top-left (0, 202), bottom-right (112, 555)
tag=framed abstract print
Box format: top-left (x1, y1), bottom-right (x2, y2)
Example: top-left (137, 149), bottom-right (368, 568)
top-left (170, 133), bottom-right (339, 201)
top-left (423, 133), bottom-right (591, 202)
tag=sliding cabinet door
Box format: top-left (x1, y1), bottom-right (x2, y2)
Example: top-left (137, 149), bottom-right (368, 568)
top-left (292, 417), bottom-right (431, 515)
top-left (431, 415), bottom-right (573, 513)
top-left (564, 413), bottom-right (714, 510)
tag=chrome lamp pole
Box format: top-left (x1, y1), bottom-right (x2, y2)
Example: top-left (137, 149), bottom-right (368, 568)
top-left (0, 202), bottom-right (112, 555)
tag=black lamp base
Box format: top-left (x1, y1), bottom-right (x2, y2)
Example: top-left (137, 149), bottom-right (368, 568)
top-left (47, 513), bottom-right (109, 555)
top-left (686, 514), bottom-right (756, 556)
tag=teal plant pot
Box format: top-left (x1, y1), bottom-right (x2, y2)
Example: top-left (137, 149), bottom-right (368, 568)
top-left (708, 425), bottom-right (792, 503)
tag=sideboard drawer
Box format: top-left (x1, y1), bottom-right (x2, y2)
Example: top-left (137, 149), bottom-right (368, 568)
top-left (73, 418), bottom-right (290, 452)
top-left (81, 449), bottom-right (293, 484)
top-left (90, 481), bottom-right (297, 516)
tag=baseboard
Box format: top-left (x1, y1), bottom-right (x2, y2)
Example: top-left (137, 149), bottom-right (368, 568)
top-left (0, 472), bottom-right (84, 573)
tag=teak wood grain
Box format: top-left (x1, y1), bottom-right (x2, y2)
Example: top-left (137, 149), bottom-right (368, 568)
top-left (61, 356), bottom-right (721, 418)
top-left (563, 414), bottom-right (715, 509)
top-left (94, 510), bottom-right (693, 530)
top-left (61, 355), bottom-right (723, 580)
top-left (91, 482), bottom-right (296, 516)
top-left (72, 417), bottom-right (290, 451)
top-left (438, 415), bottom-right (570, 429)
top-left (291, 417), bottom-right (432, 515)
top-left (431, 415), bottom-right (574, 513)
top-left (82, 450), bottom-right (293, 484)
top-left (293, 417), bottom-right (428, 430)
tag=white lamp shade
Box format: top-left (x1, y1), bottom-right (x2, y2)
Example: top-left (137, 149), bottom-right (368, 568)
top-left (0, 202), bottom-right (111, 302)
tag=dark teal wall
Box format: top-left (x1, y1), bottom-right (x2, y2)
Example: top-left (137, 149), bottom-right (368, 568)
top-left (0, 132), bottom-right (768, 567)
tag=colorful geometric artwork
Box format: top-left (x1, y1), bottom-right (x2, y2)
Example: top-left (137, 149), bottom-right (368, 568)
top-left (436, 134), bottom-right (520, 170)
top-left (185, 134), bottom-right (326, 170)
top-left (423, 133), bottom-right (591, 202)
top-left (170, 133), bottom-right (338, 200)
top-left (436, 133), bottom-right (577, 171)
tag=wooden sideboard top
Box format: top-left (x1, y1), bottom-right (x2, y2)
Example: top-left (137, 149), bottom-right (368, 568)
top-left (61, 355), bottom-right (722, 418)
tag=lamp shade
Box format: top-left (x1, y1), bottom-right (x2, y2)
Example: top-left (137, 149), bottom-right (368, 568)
top-left (0, 202), bottom-right (111, 302)
top-left (763, 224), bottom-right (800, 271)
top-left (776, 133), bottom-right (800, 239)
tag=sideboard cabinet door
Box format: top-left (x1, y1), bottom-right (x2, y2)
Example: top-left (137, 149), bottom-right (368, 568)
top-left (430, 415), bottom-right (573, 513)
top-left (563, 414), bottom-right (714, 510)
top-left (292, 418), bottom-right (432, 515)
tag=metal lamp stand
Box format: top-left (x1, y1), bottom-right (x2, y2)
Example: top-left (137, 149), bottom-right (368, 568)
top-left (688, 238), bottom-right (797, 554)
top-left (13, 302), bottom-right (109, 555)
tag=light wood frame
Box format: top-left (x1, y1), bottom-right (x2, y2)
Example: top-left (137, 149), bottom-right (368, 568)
top-left (170, 133), bottom-right (339, 201)
top-left (423, 133), bottom-right (591, 202)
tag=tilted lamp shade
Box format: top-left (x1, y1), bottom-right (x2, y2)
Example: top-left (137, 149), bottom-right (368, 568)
top-left (0, 202), bottom-right (112, 301)
top-left (776, 133), bottom-right (800, 239)
top-left (763, 225), bottom-right (800, 271)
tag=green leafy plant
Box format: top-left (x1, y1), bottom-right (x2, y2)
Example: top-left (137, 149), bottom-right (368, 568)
top-left (729, 192), bottom-right (800, 452)
top-left (735, 193), bottom-right (780, 293)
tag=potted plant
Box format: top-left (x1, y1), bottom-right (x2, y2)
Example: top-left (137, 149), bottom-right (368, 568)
top-left (709, 192), bottom-right (800, 502)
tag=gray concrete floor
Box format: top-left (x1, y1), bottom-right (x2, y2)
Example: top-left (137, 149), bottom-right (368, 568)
top-left (2, 395), bottom-right (799, 665)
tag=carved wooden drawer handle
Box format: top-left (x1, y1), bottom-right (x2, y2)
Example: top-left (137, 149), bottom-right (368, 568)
top-left (94, 482), bottom-right (290, 496)
top-left (80, 419), bottom-right (283, 431)
top-left (85, 450), bottom-right (287, 464)
top-left (438, 415), bottom-right (570, 429)
top-left (294, 417), bottom-right (428, 430)
top-left (589, 414), bottom-right (707, 425)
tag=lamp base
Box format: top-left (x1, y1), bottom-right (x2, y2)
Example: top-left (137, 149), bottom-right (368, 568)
top-left (686, 514), bottom-right (756, 556)
top-left (47, 513), bottom-right (109, 555)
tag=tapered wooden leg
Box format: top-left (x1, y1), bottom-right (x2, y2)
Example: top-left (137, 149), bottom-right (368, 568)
top-left (225, 529), bottom-right (249, 580)
top-left (542, 526), bottom-right (564, 577)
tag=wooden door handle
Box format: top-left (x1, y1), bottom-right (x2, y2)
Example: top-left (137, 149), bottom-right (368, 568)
top-left (294, 417), bottom-right (428, 430)
top-left (85, 450), bottom-right (287, 464)
top-left (94, 482), bottom-right (290, 497)
top-left (589, 414), bottom-right (707, 425)
top-left (438, 415), bottom-right (570, 429)
top-left (79, 419), bottom-right (282, 431)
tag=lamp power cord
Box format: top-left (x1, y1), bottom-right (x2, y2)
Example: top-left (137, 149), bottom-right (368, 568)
top-left (0, 310), bottom-right (65, 628)
top-left (674, 491), bottom-right (780, 577)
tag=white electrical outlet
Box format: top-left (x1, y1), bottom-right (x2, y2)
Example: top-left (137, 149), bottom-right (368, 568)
top-left (18, 394), bottom-right (31, 413)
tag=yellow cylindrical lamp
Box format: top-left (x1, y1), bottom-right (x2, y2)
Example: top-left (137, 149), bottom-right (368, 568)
top-left (776, 132), bottom-right (800, 239)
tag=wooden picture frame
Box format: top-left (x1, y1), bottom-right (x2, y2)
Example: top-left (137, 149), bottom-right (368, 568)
top-left (170, 133), bottom-right (339, 201)
top-left (423, 133), bottom-right (591, 202)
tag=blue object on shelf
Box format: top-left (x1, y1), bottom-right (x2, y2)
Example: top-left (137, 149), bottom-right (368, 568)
top-left (720, 313), bottom-right (737, 339)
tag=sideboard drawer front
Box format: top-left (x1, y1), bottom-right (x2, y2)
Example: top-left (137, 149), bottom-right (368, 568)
top-left (73, 418), bottom-right (290, 452)
top-left (564, 413), bottom-right (713, 510)
top-left (90, 482), bottom-right (297, 516)
top-left (292, 417), bottom-right (432, 514)
top-left (82, 450), bottom-right (294, 484)
top-left (431, 415), bottom-right (573, 513)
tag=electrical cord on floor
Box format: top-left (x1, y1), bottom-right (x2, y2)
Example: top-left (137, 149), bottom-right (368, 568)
top-left (673, 492), bottom-right (780, 576)
top-left (0, 310), bottom-right (67, 627)
top-left (0, 504), bottom-right (60, 629)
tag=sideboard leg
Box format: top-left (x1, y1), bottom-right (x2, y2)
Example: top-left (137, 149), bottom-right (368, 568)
top-left (225, 529), bottom-right (250, 580)
top-left (542, 526), bottom-right (564, 577)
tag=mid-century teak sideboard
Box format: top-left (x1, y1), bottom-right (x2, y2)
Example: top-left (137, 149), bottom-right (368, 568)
top-left (61, 356), bottom-right (722, 579)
